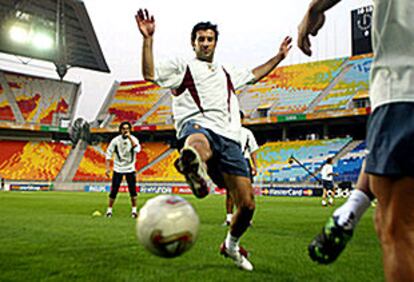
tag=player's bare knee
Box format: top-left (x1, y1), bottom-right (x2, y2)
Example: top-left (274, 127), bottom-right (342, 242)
top-left (238, 196), bottom-right (255, 214)
top-left (185, 134), bottom-right (212, 161)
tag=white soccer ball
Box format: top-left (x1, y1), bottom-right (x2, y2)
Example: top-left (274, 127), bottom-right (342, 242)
top-left (136, 195), bottom-right (199, 258)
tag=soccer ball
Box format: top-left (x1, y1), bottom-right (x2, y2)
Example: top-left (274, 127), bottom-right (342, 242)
top-left (136, 195), bottom-right (199, 258)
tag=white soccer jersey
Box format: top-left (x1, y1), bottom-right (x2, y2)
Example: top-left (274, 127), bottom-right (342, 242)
top-left (370, 0), bottom-right (414, 111)
top-left (321, 164), bottom-right (334, 181)
top-left (153, 57), bottom-right (255, 142)
top-left (105, 135), bottom-right (141, 173)
top-left (240, 127), bottom-right (259, 160)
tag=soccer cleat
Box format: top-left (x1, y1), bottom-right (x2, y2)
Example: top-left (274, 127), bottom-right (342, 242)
top-left (131, 212), bottom-right (138, 219)
top-left (174, 146), bottom-right (209, 199)
top-left (308, 216), bottom-right (353, 264)
top-left (106, 211), bottom-right (112, 218)
top-left (220, 243), bottom-right (253, 271)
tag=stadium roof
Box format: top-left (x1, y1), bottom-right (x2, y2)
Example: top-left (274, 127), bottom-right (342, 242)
top-left (0, 0), bottom-right (110, 78)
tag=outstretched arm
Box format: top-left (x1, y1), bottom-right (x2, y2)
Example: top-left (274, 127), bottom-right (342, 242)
top-left (135, 9), bottom-right (156, 81)
top-left (252, 36), bottom-right (292, 82)
top-left (297, 0), bottom-right (341, 56)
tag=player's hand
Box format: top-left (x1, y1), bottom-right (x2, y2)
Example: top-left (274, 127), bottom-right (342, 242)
top-left (105, 170), bottom-right (111, 178)
top-left (297, 8), bottom-right (326, 56)
top-left (136, 9), bottom-right (155, 38)
top-left (278, 36), bottom-right (292, 60)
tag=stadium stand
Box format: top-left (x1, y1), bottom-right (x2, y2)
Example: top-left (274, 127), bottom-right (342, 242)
top-left (139, 150), bottom-right (185, 182)
top-left (256, 138), bottom-right (351, 183)
top-left (1, 70), bottom-right (79, 125)
top-left (313, 54), bottom-right (373, 112)
top-left (238, 58), bottom-right (347, 116)
top-left (0, 84), bottom-right (15, 121)
top-left (73, 141), bottom-right (170, 181)
top-left (0, 54), bottom-right (372, 189)
top-left (136, 142), bottom-right (170, 170)
top-left (105, 81), bottom-right (168, 128)
top-left (0, 140), bottom-right (71, 180)
top-left (144, 94), bottom-right (173, 125)
top-left (334, 140), bottom-right (366, 183)
top-left (73, 142), bottom-right (108, 182)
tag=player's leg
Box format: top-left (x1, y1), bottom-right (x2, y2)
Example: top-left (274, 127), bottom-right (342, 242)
top-left (224, 174), bottom-right (255, 237)
top-left (224, 189), bottom-right (234, 226)
top-left (174, 123), bottom-right (214, 198)
top-left (107, 171), bottom-right (122, 217)
top-left (364, 103), bottom-right (414, 280)
top-left (246, 159), bottom-right (254, 226)
top-left (215, 136), bottom-right (254, 271)
top-left (126, 171), bottom-right (138, 218)
top-left (309, 161), bottom-right (373, 264)
top-left (321, 186), bottom-right (328, 206)
top-left (221, 174), bottom-right (255, 271)
top-left (370, 176), bottom-right (414, 282)
top-left (328, 185), bottom-right (335, 205)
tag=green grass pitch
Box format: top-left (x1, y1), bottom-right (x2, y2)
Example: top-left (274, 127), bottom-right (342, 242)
top-left (0, 191), bottom-right (383, 281)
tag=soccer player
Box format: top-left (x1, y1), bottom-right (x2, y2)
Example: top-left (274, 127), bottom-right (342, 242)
top-left (136, 9), bottom-right (291, 271)
top-left (320, 157), bottom-right (338, 206)
top-left (105, 121), bottom-right (141, 218)
top-left (298, 1), bottom-right (414, 280)
top-left (224, 112), bottom-right (259, 226)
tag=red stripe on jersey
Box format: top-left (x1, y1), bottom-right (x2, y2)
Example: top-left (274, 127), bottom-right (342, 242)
top-left (174, 66), bottom-right (204, 113)
top-left (222, 68), bottom-right (235, 113)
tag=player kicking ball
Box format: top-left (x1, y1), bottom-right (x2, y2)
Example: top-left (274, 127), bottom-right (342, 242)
top-left (136, 8), bottom-right (291, 271)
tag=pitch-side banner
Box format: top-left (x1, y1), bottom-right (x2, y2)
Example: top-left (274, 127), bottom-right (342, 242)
top-left (261, 187), bottom-right (321, 197)
top-left (10, 184), bottom-right (50, 191)
top-left (84, 185), bottom-right (110, 192)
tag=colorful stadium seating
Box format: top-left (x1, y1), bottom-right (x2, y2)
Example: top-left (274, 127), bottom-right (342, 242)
top-left (0, 84), bottom-right (15, 121)
top-left (238, 58), bottom-right (346, 116)
top-left (3, 71), bottom-right (76, 125)
top-left (73, 141), bottom-right (170, 181)
top-left (144, 94), bottom-right (173, 125)
top-left (107, 81), bottom-right (168, 127)
top-left (139, 150), bottom-right (185, 182)
top-left (256, 138), bottom-right (351, 182)
top-left (0, 140), bottom-right (71, 180)
top-left (334, 141), bottom-right (366, 183)
top-left (313, 55), bottom-right (373, 112)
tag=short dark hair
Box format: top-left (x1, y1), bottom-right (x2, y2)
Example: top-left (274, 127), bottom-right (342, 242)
top-left (191, 21), bottom-right (219, 43)
top-left (119, 121), bottom-right (132, 132)
top-left (326, 157), bottom-right (333, 164)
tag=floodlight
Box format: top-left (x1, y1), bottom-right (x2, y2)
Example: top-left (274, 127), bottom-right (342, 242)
top-left (9, 24), bottom-right (29, 43)
top-left (32, 32), bottom-right (54, 50)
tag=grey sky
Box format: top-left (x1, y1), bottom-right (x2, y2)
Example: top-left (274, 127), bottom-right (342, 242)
top-left (0, 0), bottom-right (372, 122)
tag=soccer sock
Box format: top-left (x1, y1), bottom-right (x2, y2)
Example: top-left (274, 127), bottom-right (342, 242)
top-left (107, 207), bottom-right (112, 213)
top-left (328, 197), bottom-right (334, 204)
top-left (132, 207), bottom-right (137, 213)
top-left (225, 232), bottom-right (240, 252)
top-left (321, 200), bottom-right (327, 206)
top-left (226, 213), bottom-right (233, 223)
top-left (333, 189), bottom-right (371, 230)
